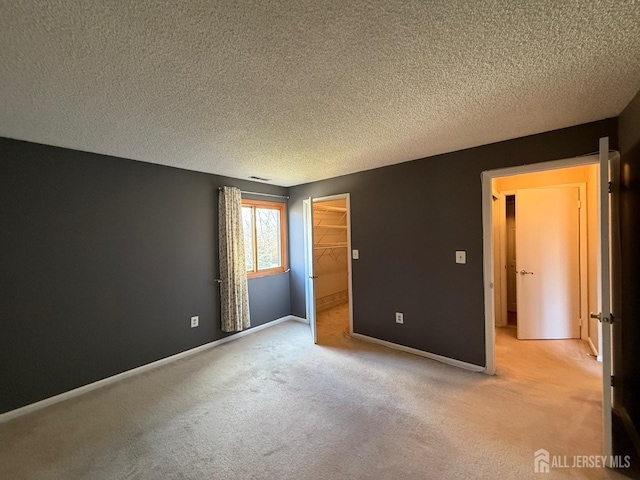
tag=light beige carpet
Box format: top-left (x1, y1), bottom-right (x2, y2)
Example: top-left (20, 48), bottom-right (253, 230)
top-left (0, 305), bottom-right (627, 479)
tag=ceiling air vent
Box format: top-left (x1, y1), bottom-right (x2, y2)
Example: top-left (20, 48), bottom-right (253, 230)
top-left (249, 176), bottom-right (271, 182)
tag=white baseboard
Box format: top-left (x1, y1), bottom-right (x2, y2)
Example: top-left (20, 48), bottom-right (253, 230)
top-left (350, 332), bottom-right (485, 373)
top-left (587, 337), bottom-right (602, 362)
top-left (0, 315), bottom-right (299, 424)
top-left (290, 315), bottom-right (309, 324)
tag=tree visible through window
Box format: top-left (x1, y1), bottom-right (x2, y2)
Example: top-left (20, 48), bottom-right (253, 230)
top-left (241, 199), bottom-right (287, 277)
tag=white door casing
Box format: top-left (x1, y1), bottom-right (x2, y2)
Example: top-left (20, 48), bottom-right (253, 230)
top-left (482, 142), bottom-right (613, 457)
top-left (597, 137), bottom-right (613, 457)
top-left (311, 193), bottom-right (355, 337)
top-left (303, 198), bottom-right (317, 343)
top-left (492, 194), bottom-right (505, 327)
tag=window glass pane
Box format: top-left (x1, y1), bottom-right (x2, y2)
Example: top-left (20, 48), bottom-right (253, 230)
top-left (242, 207), bottom-right (254, 271)
top-left (255, 208), bottom-right (281, 270)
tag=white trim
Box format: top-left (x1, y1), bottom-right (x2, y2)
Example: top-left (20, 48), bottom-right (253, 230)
top-left (578, 183), bottom-right (589, 341)
top-left (588, 337), bottom-right (601, 362)
top-left (483, 155), bottom-right (599, 180)
top-left (598, 137), bottom-right (613, 458)
top-left (302, 198), bottom-right (317, 342)
top-left (350, 333), bottom-right (485, 373)
top-left (482, 170), bottom-right (496, 375)
top-left (0, 315), bottom-right (300, 424)
top-left (311, 193), bottom-right (354, 336)
top-left (491, 192), bottom-right (505, 327)
top-left (482, 154), bottom-right (601, 376)
top-left (346, 195), bottom-right (354, 336)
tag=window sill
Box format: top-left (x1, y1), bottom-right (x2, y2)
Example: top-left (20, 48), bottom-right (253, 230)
top-left (247, 268), bottom-right (288, 279)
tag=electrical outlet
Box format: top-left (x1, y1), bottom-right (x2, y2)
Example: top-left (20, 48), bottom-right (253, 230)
top-left (191, 316), bottom-right (199, 328)
top-left (395, 312), bottom-right (404, 324)
top-left (352, 249), bottom-right (359, 260)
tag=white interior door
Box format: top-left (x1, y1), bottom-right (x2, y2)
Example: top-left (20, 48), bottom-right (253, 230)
top-left (516, 186), bottom-right (580, 340)
top-left (303, 198), bottom-right (317, 343)
top-left (596, 137), bottom-right (613, 457)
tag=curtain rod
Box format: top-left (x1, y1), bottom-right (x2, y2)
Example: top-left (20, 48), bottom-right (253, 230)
top-left (218, 187), bottom-right (289, 199)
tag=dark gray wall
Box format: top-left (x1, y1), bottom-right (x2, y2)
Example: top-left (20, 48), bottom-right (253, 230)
top-left (289, 119), bottom-right (618, 367)
top-left (0, 138), bottom-right (290, 414)
top-left (618, 89), bottom-right (640, 432)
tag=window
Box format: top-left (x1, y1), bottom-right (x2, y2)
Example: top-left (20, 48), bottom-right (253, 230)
top-left (241, 199), bottom-right (287, 277)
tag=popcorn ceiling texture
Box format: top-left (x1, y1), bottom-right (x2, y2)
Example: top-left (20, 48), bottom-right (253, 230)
top-left (1, 1), bottom-right (639, 186)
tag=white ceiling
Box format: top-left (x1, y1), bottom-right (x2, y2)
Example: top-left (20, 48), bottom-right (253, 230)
top-left (1, 1), bottom-right (640, 187)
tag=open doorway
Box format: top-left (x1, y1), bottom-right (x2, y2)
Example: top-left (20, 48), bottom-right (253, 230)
top-left (303, 194), bottom-right (354, 345)
top-left (489, 160), bottom-right (605, 461)
top-left (313, 197), bottom-right (350, 343)
top-left (489, 166), bottom-right (604, 441)
top-left (482, 137), bottom-right (621, 456)
top-left (482, 139), bottom-right (619, 457)
top-left (492, 165), bottom-right (599, 348)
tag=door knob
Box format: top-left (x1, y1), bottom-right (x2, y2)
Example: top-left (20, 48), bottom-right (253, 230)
top-left (590, 312), bottom-right (617, 324)
top-left (519, 270), bottom-right (534, 275)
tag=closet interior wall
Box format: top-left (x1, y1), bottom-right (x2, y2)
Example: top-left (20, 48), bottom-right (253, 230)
top-left (313, 199), bottom-right (349, 312)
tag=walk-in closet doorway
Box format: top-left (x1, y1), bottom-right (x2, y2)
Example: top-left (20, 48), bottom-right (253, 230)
top-left (303, 194), bottom-right (354, 344)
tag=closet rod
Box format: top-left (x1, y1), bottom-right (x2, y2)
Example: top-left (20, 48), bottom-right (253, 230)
top-left (218, 187), bottom-right (289, 199)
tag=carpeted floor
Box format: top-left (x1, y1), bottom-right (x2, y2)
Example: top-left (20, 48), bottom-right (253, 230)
top-left (0, 305), bottom-right (627, 479)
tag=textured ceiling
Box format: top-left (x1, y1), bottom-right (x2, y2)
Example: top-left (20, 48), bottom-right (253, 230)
top-left (1, 1), bottom-right (640, 186)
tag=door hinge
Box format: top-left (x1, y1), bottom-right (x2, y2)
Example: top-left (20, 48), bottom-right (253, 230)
top-left (609, 181), bottom-right (612, 194)
top-left (611, 375), bottom-right (615, 388)
top-left (577, 200), bottom-right (582, 209)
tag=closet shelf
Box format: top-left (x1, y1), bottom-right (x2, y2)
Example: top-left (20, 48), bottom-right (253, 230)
top-left (313, 201), bottom-right (347, 258)
top-left (313, 205), bottom-right (347, 213)
top-left (313, 224), bottom-right (347, 229)
top-left (314, 243), bottom-right (348, 249)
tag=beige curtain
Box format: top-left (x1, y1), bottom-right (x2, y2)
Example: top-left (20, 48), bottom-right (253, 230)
top-left (219, 186), bottom-right (250, 332)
